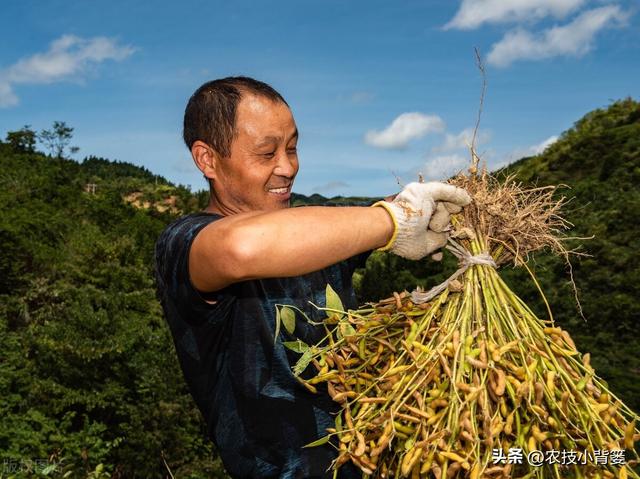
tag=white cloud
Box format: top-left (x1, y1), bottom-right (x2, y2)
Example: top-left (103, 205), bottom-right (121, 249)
top-left (444, 0), bottom-right (585, 30)
top-left (489, 158), bottom-right (510, 171)
top-left (0, 34), bottom-right (135, 107)
top-left (503, 135), bottom-right (559, 164)
top-left (433, 127), bottom-right (491, 153)
top-left (312, 181), bottom-right (350, 194)
top-left (420, 154), bottom-right (469, 181)
top-left (531, 135), bottom-right (558, 154)
top-left (349, 91), bottom-right (374, 105)
top-left (0, 82), bottom-right (17, 107)
top-left (487, 6), bottom-right (629, 67)
top-left (365, 112), bottom-right (445, 149)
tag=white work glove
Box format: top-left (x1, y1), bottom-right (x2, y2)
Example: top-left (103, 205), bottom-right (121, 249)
top-left (373, 182), bottom-right (472, 260)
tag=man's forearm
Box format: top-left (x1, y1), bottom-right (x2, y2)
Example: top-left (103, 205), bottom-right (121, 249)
top-left (225, 206), bottom-right (393, 280)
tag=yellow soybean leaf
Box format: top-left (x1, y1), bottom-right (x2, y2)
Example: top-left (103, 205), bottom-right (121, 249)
top-left (339, 322), bottom-right (357, 339)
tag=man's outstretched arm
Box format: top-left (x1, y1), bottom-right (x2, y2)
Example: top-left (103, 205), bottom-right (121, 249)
top-left (189, 182), bottom-right (471, 293)
top-left (189, 205), bottom-right (393, 292)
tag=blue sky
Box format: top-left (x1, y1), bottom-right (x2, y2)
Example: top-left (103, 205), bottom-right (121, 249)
top-left (1, 0), bottom-right (638, 197)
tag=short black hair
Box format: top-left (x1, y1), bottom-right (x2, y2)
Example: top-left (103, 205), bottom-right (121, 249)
top-left (183, 76), bottom-right (288, 158)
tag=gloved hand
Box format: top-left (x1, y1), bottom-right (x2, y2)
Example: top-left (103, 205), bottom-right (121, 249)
top-left (373, 182), bottom-right (472, 260)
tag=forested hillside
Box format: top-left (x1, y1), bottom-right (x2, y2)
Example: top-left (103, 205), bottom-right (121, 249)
top-left (1, 98), bottom-right (638, 477)
top-left (0, 151), bottom-right (222, 477)
top-left (356, 98), bottom-right (640, 413)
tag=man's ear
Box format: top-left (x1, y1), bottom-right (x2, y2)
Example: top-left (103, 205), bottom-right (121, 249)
top-left (191, 141), bottom-right (219, 181)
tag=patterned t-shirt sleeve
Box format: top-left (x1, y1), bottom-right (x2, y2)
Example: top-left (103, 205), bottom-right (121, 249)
top-left (155, 213), bottom-right (234, 327)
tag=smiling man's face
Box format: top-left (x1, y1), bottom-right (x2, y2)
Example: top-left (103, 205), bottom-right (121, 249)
top-left (211, 92), bottom-right (299, 213)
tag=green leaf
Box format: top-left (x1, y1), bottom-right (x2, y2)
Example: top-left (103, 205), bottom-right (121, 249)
top-left (281, 306), bottom-right (296, 335)
top-left (42, 464), bottom-right (57, 475)
top-left (335, 414), bottom-right (343, 432)
top-left (303, 434), bottom-right (331, 448)
top-left (283, 340), bottom-right (309, 354)
top-left (293, 348), bottom-right (314, 376)
top-left (325, 284), bottom-right (344, 312)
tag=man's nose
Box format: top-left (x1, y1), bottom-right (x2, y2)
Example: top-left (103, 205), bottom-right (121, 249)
top-left (274, 150), bottom-right (297, 178)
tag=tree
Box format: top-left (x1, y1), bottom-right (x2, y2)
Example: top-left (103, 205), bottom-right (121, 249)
top-left (5, 125), bottom-right (37, 153)
top-left (39, 121), bottom-right (80, 159)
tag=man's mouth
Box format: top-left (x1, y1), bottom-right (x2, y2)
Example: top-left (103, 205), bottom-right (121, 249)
top-left (267, 186), bottom-right (290, 194)
top-left (269, 187), bottom-right (289, 195)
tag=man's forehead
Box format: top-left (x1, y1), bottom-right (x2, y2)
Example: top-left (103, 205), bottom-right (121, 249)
top-left (235, 94), bottom-right (296, 140)
top-left (237, 93), bottom-right (292, 119)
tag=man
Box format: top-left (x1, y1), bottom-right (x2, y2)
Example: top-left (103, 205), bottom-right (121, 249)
top-left (155, 77), bottom-right (470, 478)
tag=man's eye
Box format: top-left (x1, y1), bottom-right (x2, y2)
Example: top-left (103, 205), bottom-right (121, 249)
top-left (287, 147), bottom-right (297, 154)
top-left (261, 152), bottom-right (276, 158)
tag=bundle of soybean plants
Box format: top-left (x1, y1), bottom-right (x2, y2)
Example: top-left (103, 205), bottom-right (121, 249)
top-left (279, 167), bottom-right (640, 479)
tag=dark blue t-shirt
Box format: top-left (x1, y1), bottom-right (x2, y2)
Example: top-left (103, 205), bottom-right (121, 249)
top-left (154, 212), bottom-right (371, 479)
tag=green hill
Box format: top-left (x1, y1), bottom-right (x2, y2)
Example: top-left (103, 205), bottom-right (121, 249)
top-left (501, 98), bottom-right (640, 413)
top-left (356, 97), bottom-right (640, 413)
top-left (0, 149), bottom-right (225, 477)
top-left (0, 98), bottom-right (638, 477)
